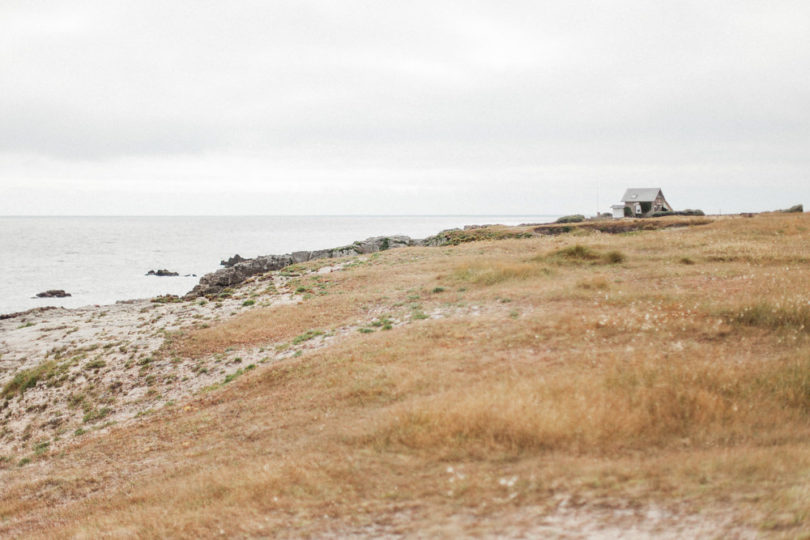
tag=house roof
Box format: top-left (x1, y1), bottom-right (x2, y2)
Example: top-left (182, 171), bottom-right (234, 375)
top-left (621, 188), bottom-right (664, 203)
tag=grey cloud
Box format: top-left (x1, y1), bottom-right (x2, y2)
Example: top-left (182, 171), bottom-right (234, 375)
top-left (0, 0), bottom-right (808, 213)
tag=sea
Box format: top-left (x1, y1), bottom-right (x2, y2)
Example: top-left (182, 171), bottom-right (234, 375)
top-left (0, 215), bottom-right (556, 315)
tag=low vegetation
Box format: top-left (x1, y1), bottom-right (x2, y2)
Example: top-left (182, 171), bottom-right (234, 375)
top-left (534, 215), bottom-right (712, 235)
top-left (423, 225), bottom-right (535, 245)
top-left (555, 214), bottom-right (586, 223)
top-left (1, 360), bottom-right (63, 398)
top-left (543, 244), bottom-right (626, 264)
top-left (729, 301), bottom-right (810, 332)
top-left (3, 212), bottom-right (810, 537)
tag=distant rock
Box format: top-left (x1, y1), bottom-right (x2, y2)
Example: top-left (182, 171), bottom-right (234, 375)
top-left (220, 254), bottom-right (250, 267)
top-left (35, 289), bottom-right (71, 298)
top-left (146, 269), bottom-right (179, 277)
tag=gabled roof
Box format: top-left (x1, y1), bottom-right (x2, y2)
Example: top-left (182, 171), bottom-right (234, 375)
top-left (621, 188), bottom-right (664, 203)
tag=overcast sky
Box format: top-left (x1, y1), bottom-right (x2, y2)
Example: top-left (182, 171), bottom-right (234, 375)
top-left (1, 1), bottom-right (808, 215)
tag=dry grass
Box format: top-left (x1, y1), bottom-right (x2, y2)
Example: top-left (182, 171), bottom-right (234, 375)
top-left (3, 212), bottom-right (810, 537)
top-left (370, 354), bottom-right (810, 458)
top-left (451, 260), bottom-right (552, 285)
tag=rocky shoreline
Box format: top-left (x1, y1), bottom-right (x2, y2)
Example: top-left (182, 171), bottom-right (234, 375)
top-left (1, 227), bottom-right (478, 320)
top-left (186, 234), bottom-right (418, 298)
top-left (0, 224), bottom-right (500, 454)
top-left (185, 225), bottom-right (527, 298)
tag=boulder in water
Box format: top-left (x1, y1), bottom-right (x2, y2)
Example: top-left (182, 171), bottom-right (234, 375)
top-left (35, 289), bottom-right (71, 298)
top-left (146, 269), bottom-right (179, 277)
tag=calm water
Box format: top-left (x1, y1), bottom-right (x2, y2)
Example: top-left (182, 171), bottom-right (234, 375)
top-left (0, 215), bottom-right (554, 314)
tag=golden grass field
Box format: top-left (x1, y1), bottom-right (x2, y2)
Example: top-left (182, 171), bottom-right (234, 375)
top-left (2, 212), bottom-right (810, 537)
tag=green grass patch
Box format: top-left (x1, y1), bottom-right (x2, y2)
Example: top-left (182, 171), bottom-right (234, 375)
top-left (33, 441), bottom-right (50, 456)
top-left (224, 369), bottom-right (244, 384)
top-left (1, 360), bottom-right (68, 398)
top-left (83, 407), bottom-right (112, 424)
top-left (84, 359), bottom-right (106, 371)
top-left (292, 330), bottom-right (324, 345)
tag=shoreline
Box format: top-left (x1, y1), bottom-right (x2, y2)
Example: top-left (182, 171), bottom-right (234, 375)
top-left (2, 212), bottom-right (732, 317)
top-left (0, 215), bottom-right (713, 456)
top-left (1, 219), bottom-right (550, 318)
top-left (0, 219), bottom-right (550, 455)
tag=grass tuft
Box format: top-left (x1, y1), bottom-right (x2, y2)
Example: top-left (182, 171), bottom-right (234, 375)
top-left (729, 302), bottom-right (810, 332)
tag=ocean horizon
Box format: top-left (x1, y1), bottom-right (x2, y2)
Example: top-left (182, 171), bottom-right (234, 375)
top-left (0, 215), bottom-right (557, 315)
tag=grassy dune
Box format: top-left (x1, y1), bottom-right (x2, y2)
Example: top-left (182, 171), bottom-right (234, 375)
top-left (2, 212), bottom-right (810, 537)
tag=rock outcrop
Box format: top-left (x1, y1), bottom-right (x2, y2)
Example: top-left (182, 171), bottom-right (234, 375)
top-left (186, 235), bottom-right (419, 298)
top-left (35, 290), bottom-right (71, 298)
top-left (146, 269), bottom-right (179, 277)
top-left (220, 254), bottom-right (249, 267)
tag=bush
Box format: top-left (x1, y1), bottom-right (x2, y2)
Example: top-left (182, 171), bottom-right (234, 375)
top-left (556, 214), bottom-right (586, 224)
top-left (543, 245), bottom-right (626, 265)
top-left (779, 204), bottom-right (804, 213)
top-left (552, 244), bottom-right (601, 261)
top-left (651, 209), bottom-right (705, 218)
